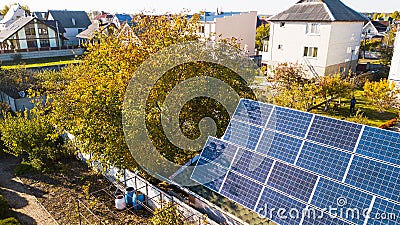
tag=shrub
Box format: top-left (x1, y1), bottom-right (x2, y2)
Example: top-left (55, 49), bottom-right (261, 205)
top-left (0, 195), bottom-right (12, 219)
top-left (13, 160), bottom-right (39, 176)
top-left (0, 218), bottom-right (20, 225)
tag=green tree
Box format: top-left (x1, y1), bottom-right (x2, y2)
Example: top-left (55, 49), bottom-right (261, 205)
top-left (255, 23), bottom-right (270, 51)
top-left (149, 202), bottom-right (184, 225)
top-left (0, 109), bottom-right (67, 166)
top-left (363, 79), bottom-right (399, 112)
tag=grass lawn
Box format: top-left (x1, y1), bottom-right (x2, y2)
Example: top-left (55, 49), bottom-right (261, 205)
top-left (1, 56), bottom-right (80, 69)
top-left (311, 89), bottom-right (398, 127)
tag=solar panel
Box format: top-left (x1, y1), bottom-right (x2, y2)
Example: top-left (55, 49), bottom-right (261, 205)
top-left (191, 99), bottom-right (400, 225)
top-left (223, 119), bottom-right (262, 150)
top-left (296, 142), bottom-right (352, 181)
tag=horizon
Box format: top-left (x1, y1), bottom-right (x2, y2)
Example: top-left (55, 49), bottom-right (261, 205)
top-left (2, 0), bottom-right (399, 16)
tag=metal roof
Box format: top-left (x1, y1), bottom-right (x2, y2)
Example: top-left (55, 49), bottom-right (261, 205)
top-left (269, 0), bottom-right (368, 22)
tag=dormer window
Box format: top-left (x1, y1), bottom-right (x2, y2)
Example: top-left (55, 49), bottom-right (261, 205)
top-left (72, 18), bottom-right (76, 26)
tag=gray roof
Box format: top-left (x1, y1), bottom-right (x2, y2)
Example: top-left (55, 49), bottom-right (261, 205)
top-left (269, 0), bottom-right (368, 22)
top-left (42, 20), bottom-right (66, 33)
top-left (48, 10), bottom-right (91, 28)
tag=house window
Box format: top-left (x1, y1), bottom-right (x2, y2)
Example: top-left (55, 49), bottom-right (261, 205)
top-left (25, 28), bottom-right (36, 35)
top-left (304, 47), bottom-right (318, 58)
top-left (198, 25), bottom-right (205, 33)
top-left (280, 22), bottom-right (285, 27)
top-left (306, 23), bottom-right (320, 34)
top-left (38, 28), bottom-right (48, 35)
top-left (263, 40), bottom-right (269, 52)
top-left (278, 44), bottom-right (283, 50)
top-left (27, 40), bottom-right (38, 48)
top-left (40, 39), bottom-right (50, 47)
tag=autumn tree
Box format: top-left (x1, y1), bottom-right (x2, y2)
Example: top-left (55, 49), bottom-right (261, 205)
top-left (37, 13), bottom-right (256, 170)
top-left (0, 3), bottom-right (30, 16)
top-left (317, 74), bottom-right (352, 101)
top-left (363, 79), bottom-right (399, 112)
top-left (255, 23), bottom-right (270, 51)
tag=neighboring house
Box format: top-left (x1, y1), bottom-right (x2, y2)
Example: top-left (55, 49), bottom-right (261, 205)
top-left (362, 20), bottom-right (390, 39)
top-left (0, 4), bottom-right (28, 30)
top-left (262, 0), bottom-right (368, 77)
top-left (47, 10), bottom-right (91, 46)
top-left (0, 16), bottom-right (65, 52)
top-left (389, 31), bottom-right (400, 86)
top-left (190, 11), bottom-right (257, 56)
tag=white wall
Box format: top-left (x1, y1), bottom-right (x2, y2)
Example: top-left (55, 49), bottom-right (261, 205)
top-left (17, 29), bottom-right (27, 49)
top-left (389, 31), bottom-right (400, 83)
top-left (48, 28), bottom-right (57, 47)
top-left (214, 11), bottom-right (257, 55)
top-left (326, 22), bottom-right (363, 69)
top-left (263, 21), bottom-right (332, 76)
top-left (64, 28), bottom-right (83, 46)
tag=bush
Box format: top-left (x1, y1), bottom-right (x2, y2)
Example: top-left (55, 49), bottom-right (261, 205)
top-left (0, 218), bottom-right (20, 225)
top-left (0, 195), bottom-right (12, 219)
top-left (149, 202), bottom-right (184, 225)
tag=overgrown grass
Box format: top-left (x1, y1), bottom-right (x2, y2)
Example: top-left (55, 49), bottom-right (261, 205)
top-left (1, 56), bottom-right (80, 69)
top-left (311, 89), bottom-right (398, 127)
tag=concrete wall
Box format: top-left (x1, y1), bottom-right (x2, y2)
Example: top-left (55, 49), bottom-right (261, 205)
top-left (0, 48), bottom-right (84, 62)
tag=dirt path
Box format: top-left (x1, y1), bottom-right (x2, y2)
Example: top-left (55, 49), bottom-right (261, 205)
top-left (0, 155), bottom-right (58, 225)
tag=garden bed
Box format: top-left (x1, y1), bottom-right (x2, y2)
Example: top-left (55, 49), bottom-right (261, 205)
top-left (18, 159), bottom-right (152, 225)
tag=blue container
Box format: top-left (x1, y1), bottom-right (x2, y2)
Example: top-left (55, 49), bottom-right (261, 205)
top-left (125, 187), bottom-right (135, 205)
top-left (133, 194), bottom-right (145, 210)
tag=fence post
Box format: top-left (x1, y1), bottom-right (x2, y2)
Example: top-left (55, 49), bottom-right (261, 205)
top-left (146, 183), bottom-right (149, 206)
top-left (77, 201), bottom-right (82, 225)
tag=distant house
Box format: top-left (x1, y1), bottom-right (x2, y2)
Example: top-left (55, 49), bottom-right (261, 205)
top-left (261, 0), bottom-right (368, 77)
top-left (190, 11), bottom-right (258, 55)
top-left (0, 16), bottom-right (65, 52)
top-left (0, 4), bottom-right (28, 30)
top-left (362, 20), bottom-right (390, 39)
top-left (47, 10), bottom-right (91, 46)
top-left (389, 31), bottom-right (400, 86)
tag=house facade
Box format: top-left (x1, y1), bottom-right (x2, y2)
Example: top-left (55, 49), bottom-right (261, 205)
top-left (195, 11), bottom-right (257, 56)
top-left (262, 0), bottom-right (368, 77)
top-left (0, 16), bottom-right (65, 52)
top-left (389, 31), bottom-right (400, 85)
top-left (47, 10), bottom-right (91, 46)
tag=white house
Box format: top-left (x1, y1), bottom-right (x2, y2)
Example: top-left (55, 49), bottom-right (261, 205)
top-left (47, 10), bottom-right (91, 46)
top-left (194, 11), bottom-right (257, 56)
top-left (389, 31), bottom-right (400, 86)
top-left (262, 0), bottom-right (368, 77)
top-left (362, 20), bottom-right (390, 39)
top-left (0, 4), bottom-right (28, 30)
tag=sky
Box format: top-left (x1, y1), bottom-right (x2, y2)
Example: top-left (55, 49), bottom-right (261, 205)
top-left (3, 0), bottom-right (400, 15)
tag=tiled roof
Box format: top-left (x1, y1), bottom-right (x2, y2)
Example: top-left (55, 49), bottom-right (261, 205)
top-left (269, 0), bottom-right (368, 22)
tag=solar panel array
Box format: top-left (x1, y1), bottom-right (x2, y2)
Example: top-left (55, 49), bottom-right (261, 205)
top-left (191, 99), bottom-right (400, 225)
